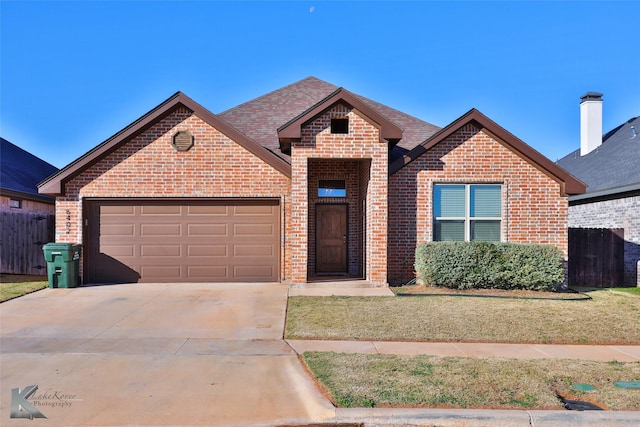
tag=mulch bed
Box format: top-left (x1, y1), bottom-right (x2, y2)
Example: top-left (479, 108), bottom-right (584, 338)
top-left (393, 285), bottom-right (591, 300)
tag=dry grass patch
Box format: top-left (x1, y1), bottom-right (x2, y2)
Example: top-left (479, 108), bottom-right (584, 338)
top-left (286, 289), bottom-right (640, 344)
top-left (302, 352), bottom-right (640, 410)
top-left (0, 274), bottom-right (48, 302)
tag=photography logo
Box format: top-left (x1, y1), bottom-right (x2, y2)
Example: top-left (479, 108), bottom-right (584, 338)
top-left (10, 385), bottom-right (47, 419)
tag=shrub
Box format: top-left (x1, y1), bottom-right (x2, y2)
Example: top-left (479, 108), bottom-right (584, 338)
top-left (415, 242), bottom-right (565, 291)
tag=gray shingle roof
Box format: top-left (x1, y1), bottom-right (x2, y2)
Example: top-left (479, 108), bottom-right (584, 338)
top-left (557, 116), bottom-right (640, 195)
top-left (218, 76), bottom-right (440, 163)
top-left (1, 137), bottom-right (58, 200)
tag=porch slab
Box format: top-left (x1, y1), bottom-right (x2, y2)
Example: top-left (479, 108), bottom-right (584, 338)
top-left (289, 280), bottom-right (394, 296)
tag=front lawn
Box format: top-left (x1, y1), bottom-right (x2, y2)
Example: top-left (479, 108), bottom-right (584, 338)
top-left (303, 352), bottom-right (640, 410)
top-left (286, 288), bottom-right (640, 344)
top-left (0, 274), bottom-right (48, 302)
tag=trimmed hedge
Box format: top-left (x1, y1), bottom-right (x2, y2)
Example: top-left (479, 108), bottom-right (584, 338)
top-left (415, 242), bottom-right (565, 291)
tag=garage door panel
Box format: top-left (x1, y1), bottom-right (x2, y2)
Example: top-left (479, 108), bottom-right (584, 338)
top-left (87, 200), bottom-right (279, 283)
top-left (141, 224), bottom-right (181, 236)
top-left (234, 204), bottom-right (274, 215)
top-left (103, 224), bottom-right (135, 236)
top-left (234, 265), bottom-right (275, 278)
top-left (188, 265), bottom-right (229, 278)
top-left (188, 205), bottom-right (228, 215)
top-left (140, 265), bottom-right (182, 279)
top-left (141, 205), bottom-right (182, 215)
top-left (234, 223), bottom-right (275, 237)
top-left (141, 245), bottom-right (181, 257)
top-left (102, 205), bottom-right (135, 215)
top-left (188, 224), bottom-right (228, 236)
top-left (187, 245), bottom-right (227, 257)
top-left (234, 245), bottom-right (274, 257)
top-left (102, 245), bottom-right (135, 257)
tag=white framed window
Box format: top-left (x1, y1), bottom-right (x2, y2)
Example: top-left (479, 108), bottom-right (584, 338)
top-left (9, 199), bottom-right (22, 209)
top-left (433, 184), bottom-right (502, 242)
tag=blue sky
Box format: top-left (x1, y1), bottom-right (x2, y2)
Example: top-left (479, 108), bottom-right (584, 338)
top-left (1, 1), bottom-right (638, 169)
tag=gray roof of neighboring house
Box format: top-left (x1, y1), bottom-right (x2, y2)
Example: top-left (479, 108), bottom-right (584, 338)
top-left (218, 76), bottom-right (441, 163)
top-left (1, 137), bottom-right (58, 201)
top-left (557, 116), bottom-right (640, 197)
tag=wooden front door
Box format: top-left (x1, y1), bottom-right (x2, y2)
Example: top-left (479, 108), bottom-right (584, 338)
top-left (316, 204), bottom-right (348, 273)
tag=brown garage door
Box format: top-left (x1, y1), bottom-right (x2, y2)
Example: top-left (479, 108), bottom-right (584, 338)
top-left (85, 199), bottom-right (280, 283)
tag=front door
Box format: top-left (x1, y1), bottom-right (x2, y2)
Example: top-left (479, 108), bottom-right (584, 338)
top-left (316, 204), bottom-right (348, 273)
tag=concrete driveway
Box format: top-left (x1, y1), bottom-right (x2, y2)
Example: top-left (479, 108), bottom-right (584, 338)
top-left (0, 283), bottom-right (334, 426)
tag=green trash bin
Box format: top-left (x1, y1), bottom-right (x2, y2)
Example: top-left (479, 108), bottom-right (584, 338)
top-left (42, 243), bottom-right (82, 288)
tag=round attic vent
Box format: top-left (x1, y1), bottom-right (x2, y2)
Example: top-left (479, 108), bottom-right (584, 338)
top-left (172, 130), bottom-right (194, 152)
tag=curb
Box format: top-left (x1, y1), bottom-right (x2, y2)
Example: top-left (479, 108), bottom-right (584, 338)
top-left (333, 408), bottom-right (640, 426)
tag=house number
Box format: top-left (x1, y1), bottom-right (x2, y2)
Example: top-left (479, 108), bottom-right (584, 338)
top-left (66, 210), bottom-right (71, 234)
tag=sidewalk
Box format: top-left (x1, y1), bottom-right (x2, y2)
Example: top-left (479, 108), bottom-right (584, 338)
top-left (287, 339), bottom-right (640, 362)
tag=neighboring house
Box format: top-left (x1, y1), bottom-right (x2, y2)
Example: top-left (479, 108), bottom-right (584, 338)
top-left (1, 138), bottom-right (58, 215)
top-left (557, 93), bottom-right (640, 286)
top-left (38, 77), bottom-right (585, 285)
top-left (1, 137), bottom-right (59, 274)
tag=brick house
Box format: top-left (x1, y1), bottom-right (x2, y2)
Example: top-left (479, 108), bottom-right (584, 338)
top-left (557, 93), bottom-right (639, 286)
top-left (38, 77), bottom-right (585, 285)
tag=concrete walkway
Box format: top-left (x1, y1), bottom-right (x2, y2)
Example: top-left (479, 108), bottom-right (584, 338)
top-left (0, 283), bottom-right (638, 426)
top-left (287, 339), bottom-right (640, 362)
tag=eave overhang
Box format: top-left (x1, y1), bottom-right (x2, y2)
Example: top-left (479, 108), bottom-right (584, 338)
top-left (38, 92), bottom-right (292, 196)
top-left (389, 108), bottom-right (587, 197)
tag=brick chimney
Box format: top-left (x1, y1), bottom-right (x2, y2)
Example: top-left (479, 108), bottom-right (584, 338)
top-left (580, 92), bottom-right (603, 156)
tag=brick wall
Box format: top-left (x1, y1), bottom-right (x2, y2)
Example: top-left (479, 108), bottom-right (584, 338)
top-left (56, 108), bottom-right (291, 279)
top-left (388, 123), bottom-right (569, 284)
top-left (289, 103), bottom-right (388, 284)
top-left (569, 195), bottom-right (640, 285)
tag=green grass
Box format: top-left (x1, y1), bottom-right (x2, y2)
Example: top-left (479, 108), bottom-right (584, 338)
top-left (302, 352), bottom-right (640, 410)
top-left (286, 289), bottom-right (640, 344)
top-left (610, 287), bottom-right (640, 295)
top-left (0, 274), bottom-right (48, 302)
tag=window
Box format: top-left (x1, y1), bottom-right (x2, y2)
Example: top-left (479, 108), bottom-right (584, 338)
top-left (318, 180), bottom-right (346, 197)
top-left (433, 184), bottom-right (501, 241)
top-left (9, 199), bottom-right (22, 209)
top-left (330, 118), bottom-right (349, 134)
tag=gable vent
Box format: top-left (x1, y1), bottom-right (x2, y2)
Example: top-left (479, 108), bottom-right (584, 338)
top-left (172, 130), bottom-right (194, 152)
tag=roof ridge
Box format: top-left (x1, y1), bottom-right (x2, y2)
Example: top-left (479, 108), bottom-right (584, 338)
top-left (218, 76), bottom-right (336, 115)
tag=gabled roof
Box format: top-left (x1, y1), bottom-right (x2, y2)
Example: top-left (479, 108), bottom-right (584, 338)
top-left (38, 92), bottom-right (291, 196)
top-left (1, 138), bottom-right (58, 203)
top-left (390, 109), bottom-right (586, 196)
top-left (218, 77), bottom-right (440, 162)
top-left (277, 87), bottom-right (403, 150)
top-left (557, 116), bottom-right (640, 196)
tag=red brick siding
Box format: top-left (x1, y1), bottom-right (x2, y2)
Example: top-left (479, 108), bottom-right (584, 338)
top-left (56, 108), bottom-right (291, 279)
top-left (289, 103), bottom-right (388, 284)
top-left (388, 124), bottom-right (568, 284)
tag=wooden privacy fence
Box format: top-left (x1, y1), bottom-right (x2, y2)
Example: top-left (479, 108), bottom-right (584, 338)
top-left (568, 228), bottom-right (624, 287)
top-left (1, 211), bottom-right (55, 275)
